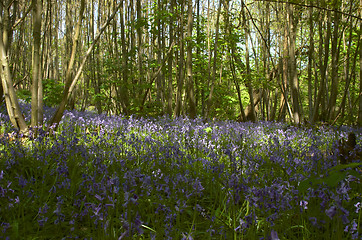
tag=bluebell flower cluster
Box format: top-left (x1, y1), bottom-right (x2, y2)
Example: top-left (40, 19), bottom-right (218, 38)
top-left (0, 103), bottom-right (361, 239)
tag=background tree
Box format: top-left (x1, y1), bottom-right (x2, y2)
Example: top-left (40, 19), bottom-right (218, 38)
top-left (31, 0), bottom-right (43, 128)
top-left (1, 0), bottom-right (362, 129)
top-left (0, 0), bottom-right (28, 133)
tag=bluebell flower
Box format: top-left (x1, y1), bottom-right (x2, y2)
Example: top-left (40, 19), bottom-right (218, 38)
top-left (37, 216), bottom-right (48, 227)
top-left (300, 200), bottom-right (308, 210)
top-left (270, 229), bottom-right (280, 240)
top-left (309, 217), bottom-right (318, 226)
top-left (1, 222), bottom-right (10, 234)
top-left (354, 202), bottom-right (361, 213)
top-left (181, 233), bottom-right (193, 240)
top-left (325, 205), bottom-right (337, 219)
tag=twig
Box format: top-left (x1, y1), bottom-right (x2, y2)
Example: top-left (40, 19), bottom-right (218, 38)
top-left (254, 0), bottom-right (362, 21)
top-left (12, 3), bottom-right (33, 30)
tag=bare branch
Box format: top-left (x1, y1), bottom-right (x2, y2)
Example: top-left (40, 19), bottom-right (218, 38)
top-left (254, 0), bottom-right (362, 21)
top-left (12, 3), bottom-right (32, 30)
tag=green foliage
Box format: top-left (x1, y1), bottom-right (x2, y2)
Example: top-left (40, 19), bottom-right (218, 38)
top-left (16, 89), bottom-right (31, 103)
top-left (0, 112), bottom-right (361, 239)
top-left (299, 162), bottom-right (362, 193)
top-left (43, 79), bottom-right (64, 107)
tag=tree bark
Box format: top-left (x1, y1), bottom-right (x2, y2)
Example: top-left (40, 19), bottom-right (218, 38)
top-left (166, 0), bottom-right (175, 117)
top-left (137, 0), bottom-right (144, 101)
top-left (307, 5), bottom-right (314, 120)
top-left (242, 2), bottom-right (256, 122)
top-left (94, 0), bottom-right (103, 114)
top-left (120, 0), bottom-right (129, 114)
top-left (0, 1), bottom-right (27, 133)
top-left (359, 0), bottom-right (362, 126)
top-left (174, 2), bottom-right (185, 117)
top-left (226, 0), bottom-right (246, 121)
top-left (312, 9), bottom-right (331, 123)
top-left (31, 0), bottom-right (42, 128)
top-left (328, 1), bottom-right (341, 121)
top-left (288, 4), bottom-right (300, 124)
top-left (186, 0), bottom-right (196, 118)
top-left (279, 4), bottom-right (289, 122)
top-left (205, 0), bottom-right (222, 119)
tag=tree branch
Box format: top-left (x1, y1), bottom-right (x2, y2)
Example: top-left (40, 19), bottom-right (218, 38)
top-left (12, 3), bottom-right (33, 30)
top-left (254, 0), bottom-right (362, 21)
top-left (140, 41), bottom-right (176, 109)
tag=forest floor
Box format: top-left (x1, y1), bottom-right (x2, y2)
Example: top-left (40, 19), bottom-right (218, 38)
top-left (0, 105), bottom-right (361, 239)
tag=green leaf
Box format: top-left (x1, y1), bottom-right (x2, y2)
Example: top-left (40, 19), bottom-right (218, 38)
top-left (324, 171), bottom-right (347, 188)
top-left (298, 162), bottom-right (362, 193)
top-left (298, 177), bottom-right (322, 193)
top-left (204, 127), bottom-right (212, 133)
top-left (328, 162), bottom-right (362, 172)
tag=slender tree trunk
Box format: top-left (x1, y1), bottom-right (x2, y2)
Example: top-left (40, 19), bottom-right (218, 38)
top-left (64, 0), bottom-right (73, 80)
top-left (120, 0), bottom-right (129, 114)
top-left (328, 1), bottom-right (341, 121)
top-left (205, 0), bottom-right (211, 117)
top-left (195, 0), bottom-right (201, 114)
top-left (225, 0), bottom-right (246, 121)
top-left (339, 18), bottom-right (357, 124)
top-left (279, 8), bottom-right (289, 122)
top-left (0, 1), bottom-right (27, 133)
top-left (242, 1), bottom-right (256, 121)
top-left (31, 0), bottom-right (42, 128)
top-left (89, 0), bottom-right (96, 110)
top-left (166, 0), bottom-right (175, 116)
top-left (137, 0), bottom-right (143, 101)
top-left (0, 75), bottom-right (3, 104)
top-left (288, 4), bottom-right (300, 124)
top-left (205, 0), bottom-right (222, 119)
top-left (307, 5), bottom-right (314, 120)
top-left (174, 2), bottom-right (185, 117)
top-left (156, 0), bottom-right (163, 107)
top-left (262, 2), bottom-right (271, 121)
top-left (186, 0), bottom-right (196, 118)
top-left (359, 0), bottom-right (362, 126)
top-left (94, 0), bottom-right (103, 114)
top-left (53, 1), bottom-right (60, 82)
top-left (312, 9), bottom-right (331, 123)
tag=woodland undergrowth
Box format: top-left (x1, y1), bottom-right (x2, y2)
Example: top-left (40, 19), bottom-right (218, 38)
top-left (0, 104), bottom-right (361, 239)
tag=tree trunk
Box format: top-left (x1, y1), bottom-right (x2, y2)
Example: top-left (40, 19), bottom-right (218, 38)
top-left (338, 19), bottom-right (357, 124)
top-left (242, 1), bottom-right (256, 121)
top-left (0, 1), bottom-right (27, 133)
top-left (31, 0), bottom-right (42, 128)
top-left (279, 7), bottom-right (289, 122)
top-left (166, 0), bottom-right (175, 116)
top-left (359, 0), bottom-right (362, 126)
top-left (262, 2), bottom-right (271, 121)
top-left (120, 0), bottom-right (129, 114)
top-left (226, 0), bottom-right (246, 121)
top-left (288, 4), bottom-right (300, 124)
top-left (307, 5), bottom-right (314, 120)
top-left (328, 2), bottom-right (341, 121)
top-left (137, 0), bottom-right (143, 101)
top-left (174, 2), bottom-right (185, 117)
top-left (312, 9), bottom-right (331, 123)
top-left (205, 0), bottom-right (222, 119)
top-left (186, 0), bottom-right (196, 118)
top-left (94, 0), bottom-right (103, 114)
